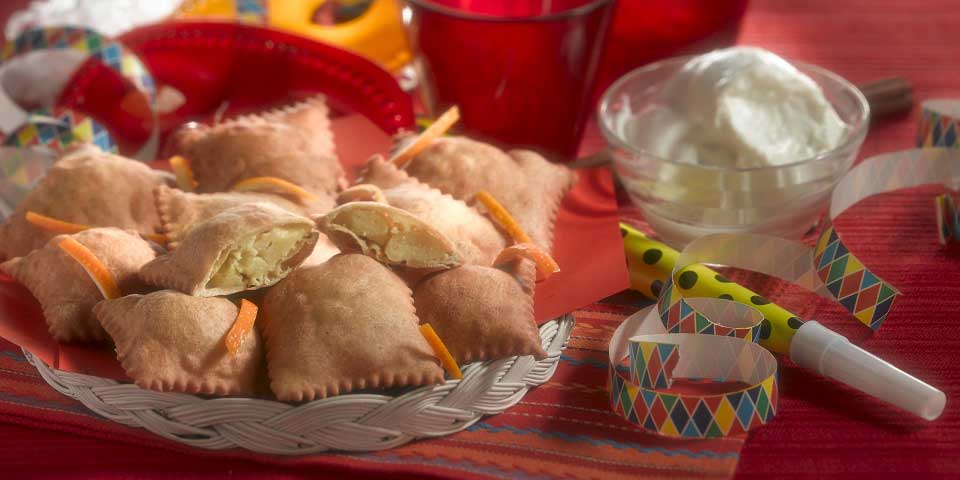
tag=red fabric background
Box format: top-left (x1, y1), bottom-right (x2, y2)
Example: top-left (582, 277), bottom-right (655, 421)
top-left (732, 1), bottom-right (960, 478)
top-left (1, 0), bottom-right (959, 478)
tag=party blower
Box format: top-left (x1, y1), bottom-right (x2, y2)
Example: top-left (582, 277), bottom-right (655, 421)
top-left (621, 223), bottom-right (946, 421)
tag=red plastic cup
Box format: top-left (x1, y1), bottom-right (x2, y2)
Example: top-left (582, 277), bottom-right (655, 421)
top-left (405, 0), bottom-right (615, 160)
top-left (593, 0), bottom-right (749, 99)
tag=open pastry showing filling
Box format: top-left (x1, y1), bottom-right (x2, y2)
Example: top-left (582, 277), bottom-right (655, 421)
top-left (207, 224), bottom-right (312, 288)
top-left (0, 144), bottom-right (174, 259)
top-left (1, 228), bottom-right (158, 343)
top-left (94, 290), bottom-right (266, 396)
top-left (355, 156), bottom-right (506, 266)
top-left (261, 254), bottom-right (445, 401)
top-left (154, 185), bottom-right (305, 248)
top-left (153, 185), bottom-right (341, 266)
top-left (316, 201), bottom-right (461, 271)
top-left (140, 203), bottom-right (319, 296)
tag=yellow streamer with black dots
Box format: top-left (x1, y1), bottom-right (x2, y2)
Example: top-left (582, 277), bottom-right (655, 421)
top-left (621, 223), bottom-right (803, 354)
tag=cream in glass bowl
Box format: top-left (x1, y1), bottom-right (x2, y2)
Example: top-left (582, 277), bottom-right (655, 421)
top-left (599, 47), bottom-right (869, 247)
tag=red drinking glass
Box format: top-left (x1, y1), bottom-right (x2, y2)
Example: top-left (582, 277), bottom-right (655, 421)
top-left (405, 0), bottom-right (615, 160)
top-left (593, 0), bottom-right (749, 99)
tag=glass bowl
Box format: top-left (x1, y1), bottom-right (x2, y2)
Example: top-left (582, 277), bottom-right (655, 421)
top-left (599, 55), bottom-right (869, 248)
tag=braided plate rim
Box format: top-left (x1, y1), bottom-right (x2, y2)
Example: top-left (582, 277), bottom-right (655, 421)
top-left (23, 315), bottom-right (574, 455)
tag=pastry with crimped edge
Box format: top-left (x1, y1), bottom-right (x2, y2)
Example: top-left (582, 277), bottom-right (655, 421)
top-left (140, 203), bottom-right (319, 297)
top-left (399, 135), bottom-right (576, 250)
top-left (0, 144), bottom-right (174, 259)
top-left (167, 95), bottom-right (342, 211)
top-left (316, 201), bottom-right (462, 272)
top-left (412, 243), bottom-right (559, 364)
top-left (261, 254), bottom-right (445, 402)
top-left (2, 227), bottom-right (158, 342)
top-left (355, 155), bottom-right (507, 266)
top-left (94, 290), bottom-right (266, 396)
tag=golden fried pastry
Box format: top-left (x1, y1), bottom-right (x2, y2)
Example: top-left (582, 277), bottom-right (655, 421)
top-left (154, 185), bottom-right (340, 266)
top-left (140, 203), bottom-right (319, 296)
top-left (168, 96), bottom-right (342, 209)
top-left (356, 156), bottom-right (506, 266)
top-left (155, 185), bottom-right (303, 248)
top-left (0, 144), bottom-right (173, 259)
top-left (1, 228), bottom-right (157, 342)
top-left (413, 263), bottom-right (546, 364)
top-left (317, 201), bottom-right (461, 271)
top-left (336, 184), bottom-right (387, 205)
top-left (401, 136), bottom-right (576, 249)
top-left (94, 290), bottom-right (265, 395)
top-left (255, 95), bottom-right (336, 160)
top-left (261, 254), bottom-right (444, 401)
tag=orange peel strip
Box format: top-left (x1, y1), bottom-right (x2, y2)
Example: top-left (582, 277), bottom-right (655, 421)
top-left (419, 323), bottom-right (462, 380)
top-left (26, 211), bottom-right (89, 235)
top-left (390, 105), bottom-right (460, 167)
top-left (494, 243), bottom-right (560, 282)
top-left (232, 176), bottom-right (318, 204)
top-left (27, 211), bottom-right (166, 245)
top-left (144, 232), bottom-right (168, 244)
top-left (57, 237), bottom-right (121, 299)
top-left (169, 155), bottom-right (198, 192)
top-left (225, 299), bottom-right (258, 356)
top-left (474, 191), bottom-right (532, 244)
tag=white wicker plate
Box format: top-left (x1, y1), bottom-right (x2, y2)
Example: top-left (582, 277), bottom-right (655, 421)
top-left (23, 315), bottom-right (574, 455)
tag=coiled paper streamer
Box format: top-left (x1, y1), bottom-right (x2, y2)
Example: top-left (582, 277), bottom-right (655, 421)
top-left (622, 224), bottom-right (803, 355)
top-left (610, 148), bottom-right (960, 437)
top-left (610, 236), bottom-right (781, 438)
top-left (918, 100), bottom-right (960, 149)
top-left (0, 26), bottom-right (160, 221)
top-left (936, 192), bottom-right (959, 245)
top-left (918, 99), bottom-right (960, 245)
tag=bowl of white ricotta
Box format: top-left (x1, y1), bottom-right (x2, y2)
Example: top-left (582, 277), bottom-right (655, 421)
top-left (599, 47), bottom-right (869, 247)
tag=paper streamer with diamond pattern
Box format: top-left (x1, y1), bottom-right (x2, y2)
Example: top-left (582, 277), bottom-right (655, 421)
top-left (2, 27), bottom-right (156, 101)
top-left (917, 99), bottom-right (960, 245)
top-left (4, 108), bottom-right (115, 153)
top-left (0, 26), bottom-right (160, 221)
top-left (918, 100), bottom-right (960, 149)
top-left (935, 192), bottom-right (959, 245)
top-left (0, 26), bottom-right (158, 153)
top-left (608, 302), bottom-right (778, 438)
top-left (818, 148), bottom-right (960, 329)
top-left (609, 230), bottom-right (789, 438)
top-left (622, 224), bottom-right (807, 354)
top-left (658, 149), bottom-right (959, 335)
top-left (610, 150), bottom-right (960, 437)
top-left (612, 227), bottom-right (900, 438)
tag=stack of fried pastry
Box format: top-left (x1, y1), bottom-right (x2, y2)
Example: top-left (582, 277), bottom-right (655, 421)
top-left (0, 98), bottom-right (577, 401)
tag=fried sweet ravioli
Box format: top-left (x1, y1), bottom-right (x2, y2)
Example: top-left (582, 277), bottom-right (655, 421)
top-left (316, 201), bottom-right (461, 272)
top-left (261, 254), bottom-right (444, 401)
top-left (400, 136), bottom-right (576, 250)
top-left (1, 228), bottom-right (157, 342)
top-left (94, 290), bottom-right (266, 396)
top-left (140, 203), bottom-right (318, 296)
top-left (167, 96), bottom-right (342, 210)
top-left (0, 144), bottom-right (173, 259)
top-left (356, 156), bottom-right (506, 266)
top-left (413, 261), bottom-right (546, 364)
